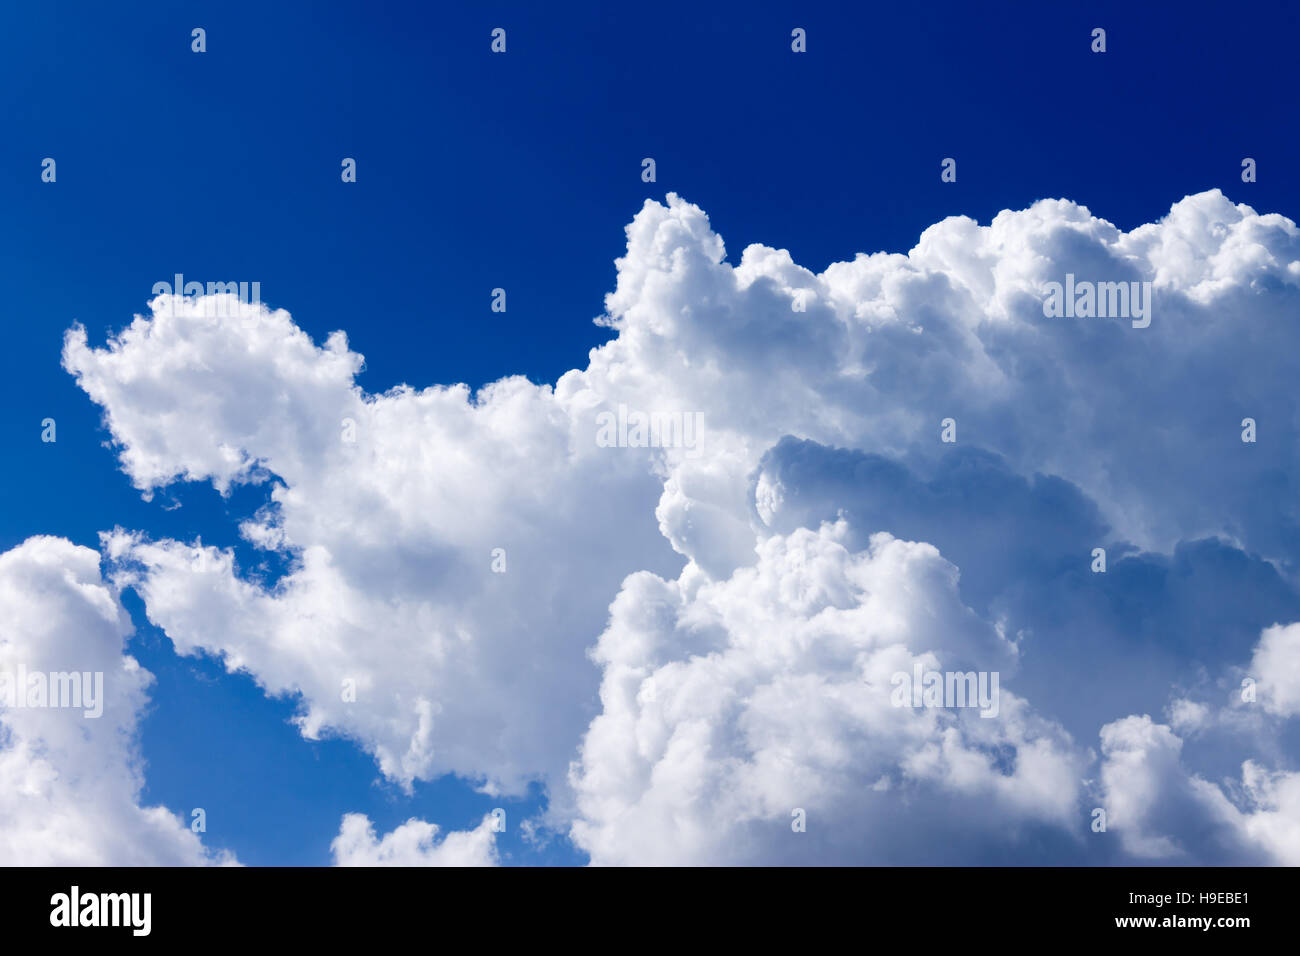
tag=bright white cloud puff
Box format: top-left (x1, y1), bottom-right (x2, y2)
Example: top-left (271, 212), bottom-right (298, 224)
top-left (0, 536), bottom-right (235, 865)
top-left (332, 813), bottom-right (498, 867)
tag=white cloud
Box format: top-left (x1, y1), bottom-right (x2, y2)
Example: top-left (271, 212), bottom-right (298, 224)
top-left (332, 813), bottom-right (498, 866)
top-left (0, 536), bottom-right (234, 865)
top-left (1235, 760), bottom-right (1300, 863)
top-left (1098, 614), bottom-right (1300, 865)
top-left (1098, 714), bottom-right (1300, 864)
top-left (569, 521), bottom-right (1083, 864)
top-left (1247, 623), bottom-right (1300, 718)
top-left (76, 293), bottom-right (680, 795)
top-left (61, 189), bottom-right (1300, 863)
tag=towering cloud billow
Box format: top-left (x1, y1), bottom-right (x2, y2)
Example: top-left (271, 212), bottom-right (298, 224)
top-left (62, 189), bottom-right (1300, 863)
top-left (569, 522), bottom-right (1085, 865)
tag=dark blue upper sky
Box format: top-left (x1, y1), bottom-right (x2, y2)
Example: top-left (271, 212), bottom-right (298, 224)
top-left (1, 0), bottom-right (1296, 865)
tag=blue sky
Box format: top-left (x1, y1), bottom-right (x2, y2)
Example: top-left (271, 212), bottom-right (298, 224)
top-left (1, 0), bottom-right (1299, 866)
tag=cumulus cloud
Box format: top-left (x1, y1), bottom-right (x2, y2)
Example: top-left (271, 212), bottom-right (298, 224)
top-left (749, 438), bottom-right (1300, 737)
top-left (81, 292), bottom-right (677, 795)
top-left (1092, 609), bottom-right (1300, 866)
top-left (1098, 714), bottom-right (1300, 864)
top-left (582, 189), bottom-right (1300, 573)
top-left (1246, 623), bottom-right (1300, 718)
top-left (0, 536), bottom-right (234, 865)
top-left (569, 521), bottom-right (1084, 865)
top-left (61, 188), bottom-right (1300, 863)
top-left (331, 813), bottom-right (498, 866)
